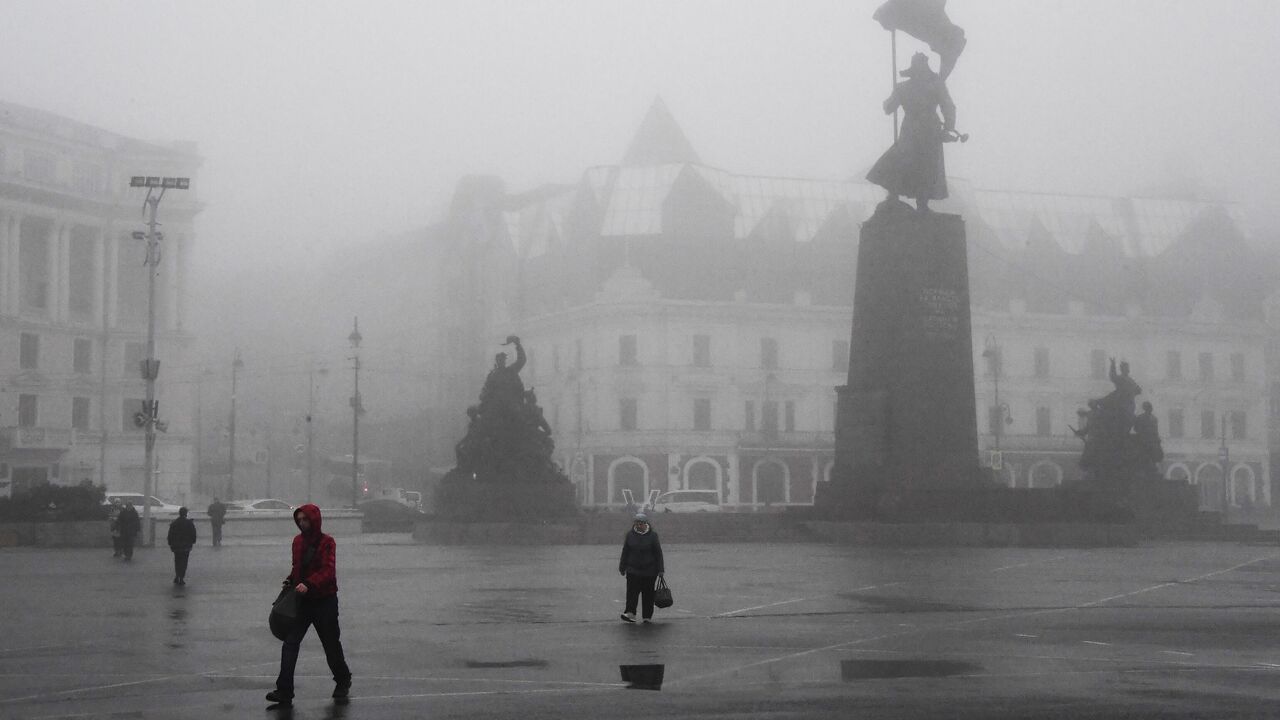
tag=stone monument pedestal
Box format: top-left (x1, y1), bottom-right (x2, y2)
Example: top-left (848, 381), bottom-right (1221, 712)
top-left (820, 200), bottom-right (980, 519)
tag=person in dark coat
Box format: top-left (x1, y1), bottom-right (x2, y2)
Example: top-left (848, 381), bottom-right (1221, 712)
top-left (206, 498), bottom-right (227, 547)
top-left (166, 507), bottom-right (197, 585)
top-left (618, 513), bottom-right (664, 624)
top-left (116, 502), bottom-right (141, 561)
top-left (107, 498), bottom-right (124, 557)
top-left (266, 504), bottom-right (352, 707)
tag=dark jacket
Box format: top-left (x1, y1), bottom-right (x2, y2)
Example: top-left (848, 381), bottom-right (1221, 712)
top-left (288, 504), bottom-right (338, 599)
top-left (116, 505), bottom-right (141, 538)
top-left (167, 517), bottom-right (197, 552)
top-left (619, 528), bottom-right (664, 577)
top-left (206, 501), bottom-right (227, 524)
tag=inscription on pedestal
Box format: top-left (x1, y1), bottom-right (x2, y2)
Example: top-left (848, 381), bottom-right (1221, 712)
top-left (918, 287), bottom-right (961, 342)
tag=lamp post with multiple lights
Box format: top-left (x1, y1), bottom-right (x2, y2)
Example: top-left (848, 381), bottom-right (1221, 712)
top-left (127, 175), bottom-right (187, 545)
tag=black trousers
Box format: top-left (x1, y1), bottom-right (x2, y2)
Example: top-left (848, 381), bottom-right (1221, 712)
top-left (211, 523), bottom-right (223, 546)
top-left (172, 550), bottom-right (190, 580)
top-left (275, 595), bottom-right (351, 698)
top-left (625, 573), bottom-right (657, 619)
top-left (120, 534), bottom-right (135, 560)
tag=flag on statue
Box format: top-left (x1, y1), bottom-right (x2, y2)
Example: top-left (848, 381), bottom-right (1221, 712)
top-left (873, 0), bottom-right (967, 79)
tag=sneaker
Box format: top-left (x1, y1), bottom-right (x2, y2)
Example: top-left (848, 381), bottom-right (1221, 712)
top-left (265, 690), bottom-right (292, 706)
top-left (620, 613), bottom-right (636, 623)
top-left (333, 678), bottom-right (352, 699)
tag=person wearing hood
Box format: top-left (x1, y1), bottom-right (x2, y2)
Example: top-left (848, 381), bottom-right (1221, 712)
top-left (266, 504), bottom-right (352, 707)
top-left (618, 513), bottom-right (664, 624)
top-left (166, 507), bottom-right (197, 585)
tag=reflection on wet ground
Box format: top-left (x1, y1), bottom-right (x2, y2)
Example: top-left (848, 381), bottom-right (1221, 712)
top-left (840, 659), bottom-right (981, 680)
top-left (619, 664), bottom-right (664, 690)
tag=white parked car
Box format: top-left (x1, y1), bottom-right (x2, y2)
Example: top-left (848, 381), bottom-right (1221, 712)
top-left (228, 498), bottom-right (295, 515)
top-left (103, 493), bottom-right (184, 517)
top-left (652, 490), bottom-right (722, 513)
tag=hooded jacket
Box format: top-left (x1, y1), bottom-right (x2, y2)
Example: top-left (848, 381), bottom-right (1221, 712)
top-left (167, 512), bottom-right (197, 552)
top-left (288, 504), bottom-right (338, 598)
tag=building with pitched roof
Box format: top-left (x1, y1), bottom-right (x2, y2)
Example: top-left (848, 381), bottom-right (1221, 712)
top-left (348, 98), bottom-right (1275, 513)
top-left (0, 101), bottom-right (202, 503)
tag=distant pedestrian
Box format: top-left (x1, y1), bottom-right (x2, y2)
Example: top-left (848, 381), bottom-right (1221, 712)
top-left (207, 497), bottom-right (227, 547)
top-left (107, 498), bottom-right (124, 557)
top-left (116, 502), bottom-right (141, 561)
top-left (167, 508), bottom-right (197, 585)
top-left (266, 504), bottom-right (352, 707)
top-left (618, 513), bottom-right (664, 624)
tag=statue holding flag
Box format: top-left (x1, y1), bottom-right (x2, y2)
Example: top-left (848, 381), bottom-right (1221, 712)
top-left (866, 0), bottom-right (966, 211)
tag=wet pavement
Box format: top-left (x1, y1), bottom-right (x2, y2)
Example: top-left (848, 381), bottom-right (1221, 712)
top-left (4, 535), bottom-right (1280, 718)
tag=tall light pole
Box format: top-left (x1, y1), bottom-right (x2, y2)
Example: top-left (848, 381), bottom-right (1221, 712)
top-left (1220, 413), bottom-right (1230, 519)
top-left (228, 349), bottom-right (244, 500)
top-left (349, 318), bottom-right (363, 508)
top-left (306, 363), bottom-right (327, 504)
top-left (981, 334), bottom-right (1010, 467)
top-left (129, 175), bottom-right (188, 546)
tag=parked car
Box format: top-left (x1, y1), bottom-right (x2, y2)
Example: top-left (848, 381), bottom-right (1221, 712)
top-left (227, 498), bottom-right (295, 515)
top-left (652, 490), bottom-right (722, 513)
top-left (103, 493), bottom-right (184, 517)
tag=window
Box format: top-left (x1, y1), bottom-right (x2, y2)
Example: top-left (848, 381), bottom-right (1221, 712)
top-left (784, 401), bottom-right (796, 433)
top-left (1090, 349), bottom-right (1107, 380)
top-left (693, 334), bottom-right (711, 368)
top-left (1168, 409), bottom-right (1185, 439)
top-left (1230, 411), bottom-right (1247, 440)
top-left (619, 335), bottom-right (637, 366)
top-left (1201, 410), bottom-right (1216, 440)
top-left (1034, 347), bottom-right (1050, 379)
top-left (620, 398), bottom-right (637, 431)
top-left (74, 338), bottom-right (92, 374)
top-left (832, 340), bottom-right (850, 372)
top-left (72, 397), bottom-right (91, 430)
top-left (988, 405), bottom-right (1004, 435)
top-left (1036, 406), bottom-right (1052, 436)
top-left (19, 333), bottom-right (39, 369)
top-left (744, 400), bottom-right (755, 431)
top-left (1199, 352), bottom-right (1214, 381)
top-left (123, 398), bottom-right (146, 432)
top-left (693, 399), bottom-right (711, 431)
top-left (68, 237), bottom-right (94, 316)
top-left (761, 338), bottom-right (779, 370)
top-left (18, 394), bottom-right (37, 427)
top-left (123, 342), bottom-right (145, 378)
top-left (761, 401), bottom-right (779, 435)
top-left (985, 347), bottom-right (1002, 378)
top-left (1166, 351), bottom-right (1182, 380)
top-left (1231, 353), bottom-right (1245, 382)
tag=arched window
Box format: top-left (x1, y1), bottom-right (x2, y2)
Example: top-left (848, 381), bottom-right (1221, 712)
top-left (753, 459), bottom-right (789, 506)
top-left (684, 458), bottom-right (721, 500)
top-left (609, 457), bottom-right (648, 506)
top-left (1028, 461), bottom-right (1063, 488)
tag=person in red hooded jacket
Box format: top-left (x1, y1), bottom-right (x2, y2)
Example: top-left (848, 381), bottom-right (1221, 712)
top-left (266, 504), bottom-right (352, 707)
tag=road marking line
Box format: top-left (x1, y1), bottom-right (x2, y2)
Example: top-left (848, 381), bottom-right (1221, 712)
top-left (714, 597), bottom-right (808, 617)
top-left (1160, 651), bottom-right (1194, 657)
top-left (0, 660), bottom-right (278, 705)
top-left (1014, 634), bottom-right (1039, 638)
top-left (1082, 641), bottom-right (1111, 646)
top-left (993, 555), bottom-right (1068, 572)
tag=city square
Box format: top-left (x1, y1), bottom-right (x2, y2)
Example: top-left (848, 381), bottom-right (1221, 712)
top-left (4, 537), bottom-right (1280, 718)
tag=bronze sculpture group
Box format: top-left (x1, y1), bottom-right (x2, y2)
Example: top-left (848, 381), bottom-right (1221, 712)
top-left (1073, 358), bottom-right (1164, 487)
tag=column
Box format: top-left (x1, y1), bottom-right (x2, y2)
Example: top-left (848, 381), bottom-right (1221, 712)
top-left (105, 231), bottom-right (119, 329)
top-left (0, 209), bottom-right (8, 315)
top-left (45, 221), bottom-right (60, 321)
top-left (91, 228), bottom-right (105, 327)
top-left (57, 223), bottom-right (71, 322)
top-left (8, 214), bottom-right (21, 313)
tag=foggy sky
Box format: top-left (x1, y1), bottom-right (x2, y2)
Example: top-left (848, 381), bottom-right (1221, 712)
top-left (2, 1), bottom-right (1279, 390)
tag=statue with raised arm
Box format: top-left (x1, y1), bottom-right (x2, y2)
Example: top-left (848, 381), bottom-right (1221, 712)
top-left (866, 52), bottom-right (957, 211)
top-left (479, 335), bottom-right (527, 412)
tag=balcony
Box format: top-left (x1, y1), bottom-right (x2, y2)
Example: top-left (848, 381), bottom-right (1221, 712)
top-left (0, 426), bottom-right (76, 451)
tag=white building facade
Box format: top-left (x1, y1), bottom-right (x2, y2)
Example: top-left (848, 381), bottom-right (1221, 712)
top-left (0, 101), bottom-right (201, 503)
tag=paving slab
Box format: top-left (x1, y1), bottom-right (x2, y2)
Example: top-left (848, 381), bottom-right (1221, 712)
top-left (3, 535), bottom-right (1280, 718)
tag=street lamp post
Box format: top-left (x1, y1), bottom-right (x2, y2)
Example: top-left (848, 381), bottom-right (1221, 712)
top-left (306, 363), bottom-right (327, 504)
top-left (349, 318), bottom-right (363, 508)
top-left (228, 349), bottom-right (244, 500)
top-left (128, 175), bottom-right (188, 546)
top-left (981, 335), bottom-right (1010, 468)
top-left (1220, 413), bottom-right (1230, 519)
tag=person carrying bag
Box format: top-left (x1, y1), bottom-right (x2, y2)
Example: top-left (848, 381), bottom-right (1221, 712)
top-left (618, 513), bottom-right (665, 624)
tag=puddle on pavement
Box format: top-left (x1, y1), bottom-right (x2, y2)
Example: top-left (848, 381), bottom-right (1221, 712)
top-left (464, 659), bottom-right (548, 669)
top-left (620, 664), bottom-right (664, 690)
top-left (840, 659), bottom-right (980, 680)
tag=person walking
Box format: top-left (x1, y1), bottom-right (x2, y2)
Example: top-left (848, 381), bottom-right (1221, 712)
top-left (116, 501), bottom-right (141, 561)
top-left (207, 497), bottom-right (227, 547)
top-left (266, 504), bottom-right (352, 707)
top-left (618, 513), bottom-right (664, 624)
top-left (166, 508), bottom-right (197, 585)
top-left (107, 498), bottom-right (124, 557)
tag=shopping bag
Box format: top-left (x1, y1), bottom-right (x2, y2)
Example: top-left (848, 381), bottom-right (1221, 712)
top-left (654, 576), bottom-right (673, 609)
top-left (269, 587), bottom-right (298, 640)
